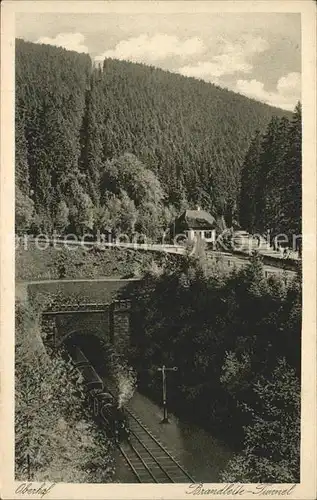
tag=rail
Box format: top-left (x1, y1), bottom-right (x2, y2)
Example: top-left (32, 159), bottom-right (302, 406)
top-left (118, 406), bottom-right (195, 483)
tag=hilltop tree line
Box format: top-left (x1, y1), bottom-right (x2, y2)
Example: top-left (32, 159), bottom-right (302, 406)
top-left (128, 254), bottom-right (301, 482)
top-left (239, 104), bottom-right (302, 251)
top-left (16, 39), bottom-right (293, 239)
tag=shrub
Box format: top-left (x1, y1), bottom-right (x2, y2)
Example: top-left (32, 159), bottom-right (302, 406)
top-left (220, 359), bottom-right (300, 483)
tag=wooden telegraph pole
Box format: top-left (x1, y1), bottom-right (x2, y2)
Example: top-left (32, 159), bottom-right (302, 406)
top-left (157, 365), bottom-right (178, 423)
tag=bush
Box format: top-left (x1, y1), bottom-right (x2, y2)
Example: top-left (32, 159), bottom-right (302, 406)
top-left (220, 359), bottom-right (300, 483)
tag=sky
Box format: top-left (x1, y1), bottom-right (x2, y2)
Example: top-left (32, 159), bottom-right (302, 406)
top-left (16, 12), bottom-right (301, 111)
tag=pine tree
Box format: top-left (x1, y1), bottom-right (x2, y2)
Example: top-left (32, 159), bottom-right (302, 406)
top-left (281, 103), bottom-right (302, 245)
top-left (239, 130), bottom-right (262, 232)
top-left (79, 73), bottom-right (104, 205)
top-left (254, 116), bottom-right (290, 235)
top-left (264, 116), bottom-right (290, 238)
top-left (255, 117), bottom-right (280, 233)
top-left (15, 113), bottom-right (30, 194)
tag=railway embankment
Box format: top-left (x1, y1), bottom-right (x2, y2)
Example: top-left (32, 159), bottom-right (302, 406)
top-left (15, 240), bottom-right (180, 281)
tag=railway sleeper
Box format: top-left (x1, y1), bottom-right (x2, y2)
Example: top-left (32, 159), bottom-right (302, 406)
top-left (170, 476), bottom-right (192, 482)
top-left (136, 452), bottom-right (177, 461)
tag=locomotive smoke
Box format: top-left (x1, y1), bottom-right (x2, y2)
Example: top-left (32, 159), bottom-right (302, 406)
top-left (105, 346), bottom-right (137, 408)
top-left (117, 368), bottom-right (137, 408)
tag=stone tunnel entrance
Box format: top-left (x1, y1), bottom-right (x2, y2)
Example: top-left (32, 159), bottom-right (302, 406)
top-left (42, 299), bottom-right (131, 355)
top-left (27, 278), bottom-right (139, 355)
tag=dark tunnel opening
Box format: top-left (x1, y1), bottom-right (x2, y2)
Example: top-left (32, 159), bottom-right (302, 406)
top-left (63, 331), bottom-right (112, 378)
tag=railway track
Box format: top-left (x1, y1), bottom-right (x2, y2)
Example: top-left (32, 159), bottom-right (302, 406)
top-left (118, 408), bottom-right (195, 483)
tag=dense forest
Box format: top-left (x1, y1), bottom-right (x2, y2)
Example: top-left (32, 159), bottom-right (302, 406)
top-left (16, 39), bottom-right (294, 239)
top-left (239, 104), bottom-right (302, 249)
top-left (128, 252), bottom-right (301, 482)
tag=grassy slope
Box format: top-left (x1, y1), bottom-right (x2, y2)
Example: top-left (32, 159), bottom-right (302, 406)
top-left (16, 242), bottom-right (173, 281)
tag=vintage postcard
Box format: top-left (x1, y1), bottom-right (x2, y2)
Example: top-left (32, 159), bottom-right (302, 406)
top-left (1, 1), bottom-right (316, 499)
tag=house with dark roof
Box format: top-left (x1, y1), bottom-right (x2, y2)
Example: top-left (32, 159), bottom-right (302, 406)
top-left (171, 207), bottom-right (217, 244)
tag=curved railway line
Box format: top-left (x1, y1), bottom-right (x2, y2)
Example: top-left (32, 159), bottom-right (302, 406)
top-left (117, 408), bottom-right (195, 483)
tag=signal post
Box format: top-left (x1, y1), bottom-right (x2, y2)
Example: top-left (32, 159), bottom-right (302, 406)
top-left (157, 365), bottom-right (178, 423)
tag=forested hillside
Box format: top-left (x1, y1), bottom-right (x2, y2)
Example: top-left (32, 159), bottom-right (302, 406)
top-left (16, 38), bottom-right (292, 238)
top-left (239, 104), bottom-right (301, 249)
top-left (129, 253), bottom-right (301, 482)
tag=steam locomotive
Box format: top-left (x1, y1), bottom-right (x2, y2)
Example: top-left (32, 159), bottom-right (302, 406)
top-left (70, 346), bottom-right (130, 442)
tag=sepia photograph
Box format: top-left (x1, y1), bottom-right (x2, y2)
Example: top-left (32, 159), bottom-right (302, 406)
top-left (1, 1), bottom-right (316, 499)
